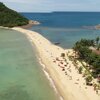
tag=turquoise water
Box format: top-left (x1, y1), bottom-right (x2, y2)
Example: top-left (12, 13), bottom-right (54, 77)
top-left (0, 29), bottom-right (59, 100)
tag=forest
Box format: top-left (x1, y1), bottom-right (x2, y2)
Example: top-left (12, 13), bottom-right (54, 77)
top-left (0, 2), bottom-right (29, 27)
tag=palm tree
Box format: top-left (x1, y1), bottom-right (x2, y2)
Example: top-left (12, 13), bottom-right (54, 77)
top-left (97, 43), bottom-right (100, 50)
top-left (96, 37), bottom-right (99, 45)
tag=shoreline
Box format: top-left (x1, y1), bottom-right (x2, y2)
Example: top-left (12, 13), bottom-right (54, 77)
top-left (11, 27), bottom-right (100, 100)
top-left (19, 20), bottom-right (40, 29)
top-left (28, 37), bottom-right (64, 100)
top-left (0, 20), bottom-right (40, 29)
top-left (38, 57), bottom-right (58, 94)
top-left (38, 57), bottom-right (64, 100)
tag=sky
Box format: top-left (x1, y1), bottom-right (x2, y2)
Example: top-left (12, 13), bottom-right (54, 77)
top-left (0, 0), bottom-right (100, 12)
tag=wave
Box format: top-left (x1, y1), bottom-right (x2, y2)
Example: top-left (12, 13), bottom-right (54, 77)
top-left (38, 57), bottom-right (64, 100)
top-left (82, 25), bottom-right (96, 30)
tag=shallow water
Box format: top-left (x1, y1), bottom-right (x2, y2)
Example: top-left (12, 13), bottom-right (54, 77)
top-left (0, 28), bottom-right (60, 100)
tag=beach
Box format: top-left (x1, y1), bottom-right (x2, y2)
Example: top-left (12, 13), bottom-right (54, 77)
top-left (12, 27), bottom-right (100, 100)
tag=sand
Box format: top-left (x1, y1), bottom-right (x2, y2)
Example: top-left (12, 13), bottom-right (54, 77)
top-left (12, 27), bottom-right (100, 100)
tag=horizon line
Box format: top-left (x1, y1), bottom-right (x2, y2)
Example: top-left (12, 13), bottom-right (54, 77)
top-left (19, 11), bottom-right (100, 13)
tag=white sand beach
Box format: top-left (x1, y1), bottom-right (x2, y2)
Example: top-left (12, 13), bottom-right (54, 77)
top-left (12, 27), bottom-right (100, 100)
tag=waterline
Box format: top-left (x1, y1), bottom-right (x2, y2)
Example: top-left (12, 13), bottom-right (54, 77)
top-left (0, 28), bottom-right (59, 100)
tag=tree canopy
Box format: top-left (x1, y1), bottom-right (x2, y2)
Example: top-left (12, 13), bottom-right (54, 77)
top-left (0, 2), bottom-right (29, 27)
top-left (73, 37), bottom-right (100, 78)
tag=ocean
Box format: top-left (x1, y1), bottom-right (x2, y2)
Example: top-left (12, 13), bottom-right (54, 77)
top-left (0, 12), bottom-right (100, 100)
top-left (22, 12), bottom-right (100, 48)
top-left (0, 29), bottom-right (59, 100)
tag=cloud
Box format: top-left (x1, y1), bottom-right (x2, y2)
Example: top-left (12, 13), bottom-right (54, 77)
top-left (0, 0), bottom-right (53, 4)
top-left (0, 0), bottom-right (100, 12)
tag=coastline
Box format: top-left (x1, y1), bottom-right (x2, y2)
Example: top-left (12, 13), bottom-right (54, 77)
top-left (19, 20), bottom-right (40, 29)
top-left (11, 27), bottom-right (100, 100)
top-left (0, 20), bottom-right (40, 29)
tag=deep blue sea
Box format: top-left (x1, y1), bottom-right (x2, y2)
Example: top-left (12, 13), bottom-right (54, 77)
top-left (21, 12), bottom-right (100, 48)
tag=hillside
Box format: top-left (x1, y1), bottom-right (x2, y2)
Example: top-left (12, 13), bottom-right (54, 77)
top-left (0, 2), bottom-right (29, 27)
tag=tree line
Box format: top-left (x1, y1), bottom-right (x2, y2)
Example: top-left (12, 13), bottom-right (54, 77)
top-left (0, 2), bottom-right (29, 27)
top-left (73, 37), bottom-right (100, 79)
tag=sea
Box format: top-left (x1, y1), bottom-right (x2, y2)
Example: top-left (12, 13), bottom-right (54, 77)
top-left (0, 12), bottom-right (100, 100)
top-left (22, 12), bottom-right (100, 48)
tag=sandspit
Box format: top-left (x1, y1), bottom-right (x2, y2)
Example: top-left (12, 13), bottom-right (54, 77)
top-left (12, 27), bottom-right (100, 100)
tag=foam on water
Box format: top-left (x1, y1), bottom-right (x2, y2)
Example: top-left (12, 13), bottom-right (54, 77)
top-left (39, 57), bottom-right (64, 100)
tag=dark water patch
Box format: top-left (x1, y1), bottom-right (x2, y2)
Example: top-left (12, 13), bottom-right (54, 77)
top-left (0, 85), bottom-right (32, 100)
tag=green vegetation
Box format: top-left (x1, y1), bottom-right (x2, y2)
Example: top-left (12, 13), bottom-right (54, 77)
top-left (73, 37), bottom-right (100, 80)
top-left (0, 2), bottom-right (29, 27)
top-left (85, 76), bottom-right (93, 85)
top-left (61, 53), bottom-right (65, 58)
top-left (78, 66), bottom-right (83, 74)
top-left (85, 76), bottom-right (92, 83)
top-left (96, 37), bottom-right (99, 46)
